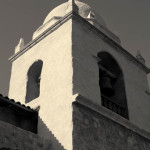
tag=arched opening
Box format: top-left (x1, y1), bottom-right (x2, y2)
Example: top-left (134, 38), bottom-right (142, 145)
top-left (25, 60), bottom-right (43, 103)
top-left (97, 52), bottom-right (128, 119)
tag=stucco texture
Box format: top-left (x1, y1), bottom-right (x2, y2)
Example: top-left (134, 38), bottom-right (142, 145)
top-left (8, 11), bottom-right (150, 150)
top-left (9, 19), bottom-right (76, 150)
top-left (72, 16), bottom-right (150, 132)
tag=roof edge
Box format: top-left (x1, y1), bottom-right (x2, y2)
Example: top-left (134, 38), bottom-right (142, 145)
top-left (0, 94), bottom-right (37, 113)
top-left (9, 11), bottom-right (150, 74)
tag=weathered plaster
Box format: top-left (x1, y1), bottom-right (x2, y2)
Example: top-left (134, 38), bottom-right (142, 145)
top-left (71, 15), bottom-right (150, 132)
top-left (8, 2), bottom-right (150, 149)
top-left (9, 19), bottom-right (75, 150)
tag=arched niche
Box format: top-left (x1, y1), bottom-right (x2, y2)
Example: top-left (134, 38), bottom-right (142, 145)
top-left (25, 60), bottom-right (43, 103)
top-left (97, 52), bottom-right (128, 119)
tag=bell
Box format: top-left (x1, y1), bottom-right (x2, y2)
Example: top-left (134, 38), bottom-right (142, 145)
top-left (100, 76), bottom-right (115, 97)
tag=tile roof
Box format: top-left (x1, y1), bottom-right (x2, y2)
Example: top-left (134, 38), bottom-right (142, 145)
top-left (0, 94), bottom-right (36, 113)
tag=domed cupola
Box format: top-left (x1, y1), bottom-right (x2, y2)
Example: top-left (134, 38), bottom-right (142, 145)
top-left (32, 0), bottom-right (121, 44)
top-left (43, 0), bottom-right (107, 27)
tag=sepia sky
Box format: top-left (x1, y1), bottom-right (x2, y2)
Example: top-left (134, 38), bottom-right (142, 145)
top-left (0, 0), bottom-right (150, 96)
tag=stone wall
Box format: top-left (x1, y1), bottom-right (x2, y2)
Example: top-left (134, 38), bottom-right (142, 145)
top-left (0, 120), bottom-right (51, 150)
top-left (73, 100), bottom-right (150, 150)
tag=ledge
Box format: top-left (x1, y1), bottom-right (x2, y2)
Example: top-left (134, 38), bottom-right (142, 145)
top-left (9, 11), bottom-right (73, 62)
top-left (9, 11), bottom-right (150, 74)
top-left (72, 13), bottom-right (150, 74)
top-left (74, 94), bottom-right (150, 141)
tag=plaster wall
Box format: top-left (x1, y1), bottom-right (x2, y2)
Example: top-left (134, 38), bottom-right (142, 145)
top-left (8, 15), bottom-right (150, 149)
top-left (9, 19), bottom-right (76, 150)
top-left (72, 17), bottom-right (150, 132)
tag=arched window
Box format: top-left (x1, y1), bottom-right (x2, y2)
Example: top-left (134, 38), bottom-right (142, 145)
top-left (25, 60), bottom-right (43, 103)
top-left (97, 52), bottom-right (128, 119)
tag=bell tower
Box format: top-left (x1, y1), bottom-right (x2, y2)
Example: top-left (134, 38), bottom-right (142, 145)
top-left (9, 0), bottom-right (150, 150)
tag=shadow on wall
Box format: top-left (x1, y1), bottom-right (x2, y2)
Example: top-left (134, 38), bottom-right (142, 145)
top-left (26, 60), bottom-right (43, 104)
top-left (38, 117), bottom-right (65, 150)
top-left (98, 52), bottom-right (129, 119)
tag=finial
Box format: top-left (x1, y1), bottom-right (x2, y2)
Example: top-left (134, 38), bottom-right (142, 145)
top-left (15, 38), bottom-right (24, 54)
top-left (66, 0), bottom-right (79, 13)
top-left (87, 11), bottom-right (96, 19)
top-left (136, 50), bottom-right (145, 65)
top-left (136, 50), bottom-right (141, 56)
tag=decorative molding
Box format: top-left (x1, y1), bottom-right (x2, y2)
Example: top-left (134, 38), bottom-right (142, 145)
top-left (37, 16), bottom-right (62, 32)
top-left (9, 11), bottom-right (73, 62)
top-left (72, 13), bottom-right (150, 74)
top-left (9, 11), bottom-right (150, 74)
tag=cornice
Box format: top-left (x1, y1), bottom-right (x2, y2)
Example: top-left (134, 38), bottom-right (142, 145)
top-left (72, 13), bottom-right (150, 74)
top-left (9, 11), bottom-right (73, 62)
top-left (9, 11), bottom-right (150, 74)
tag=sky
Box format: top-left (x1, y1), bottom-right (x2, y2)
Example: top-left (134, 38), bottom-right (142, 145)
top-left (0, 0), bottom-right (150, 96)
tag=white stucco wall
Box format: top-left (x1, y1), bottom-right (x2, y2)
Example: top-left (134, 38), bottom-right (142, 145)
top-left (8, 14), bottom-right (150, 150)
top-left (9, 19), bottom-right (76, 150)
top-left (72, 17), bottom-right (150, 133)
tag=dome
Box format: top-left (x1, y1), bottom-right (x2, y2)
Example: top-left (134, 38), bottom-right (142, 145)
top-left (43, 0), bottom-right (107, 28)
top-left (33, 0), bottom-right (121, 44)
